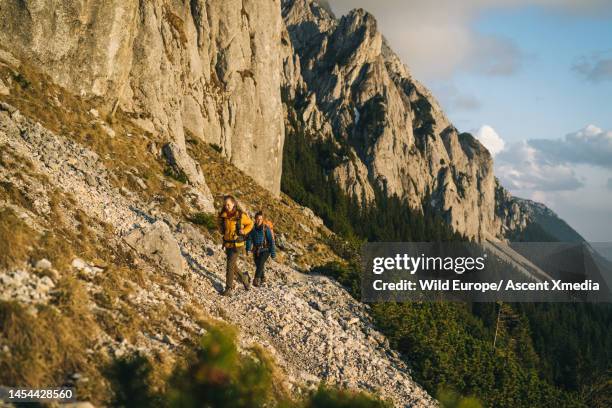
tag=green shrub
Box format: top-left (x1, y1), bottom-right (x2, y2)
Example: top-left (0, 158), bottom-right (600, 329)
top-left (107, 353), bottom-right (162, 408)
top-left (164, 167), bottom-right (188, 184)
top-left (12, 72), bottom-right (30, 89)
top-left (307, 386), bottom-right (389, 408)
top-left (168, 323), bottom-right (274, 408)
top-left (104, 322), bottom-right (388, 407)
top-left (437, 387), bottom-right (482, 408)
top-left (188, 212), bottom-right (217, 230)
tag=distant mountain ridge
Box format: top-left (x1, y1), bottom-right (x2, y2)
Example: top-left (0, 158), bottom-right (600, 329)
top-left (513, 197), bottom-right (585, 242)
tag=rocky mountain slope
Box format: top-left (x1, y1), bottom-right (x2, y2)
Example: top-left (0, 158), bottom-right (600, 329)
top-left (280, 0), bottom-right (578, 243)
top-left (282, 0), bottom-right (503, 240)
top-left (0, 50), bottom-right (435, 405)
top-left (495, 185), bottom-right (585, 242)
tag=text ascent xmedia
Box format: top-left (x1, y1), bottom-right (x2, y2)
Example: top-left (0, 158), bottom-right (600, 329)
top-left (372, 254), bottom-right (486, 275)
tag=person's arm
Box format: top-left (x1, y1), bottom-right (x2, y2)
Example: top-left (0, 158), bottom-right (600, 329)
top-left (267, 228), bottom-right (276, 258)
top-left (241, 212), bottom-right (254, 235)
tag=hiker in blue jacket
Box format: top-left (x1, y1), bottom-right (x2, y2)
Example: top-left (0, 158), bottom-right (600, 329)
top-left (246, 211), bottom-right (276, 287)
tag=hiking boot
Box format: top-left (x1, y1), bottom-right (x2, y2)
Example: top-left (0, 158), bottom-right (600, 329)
top-left (253, 278), bottom-right (260, 287)
top-left (243, 280), bottom-right (250, 291)
top-left (221, 287), bottom-right (233, 297)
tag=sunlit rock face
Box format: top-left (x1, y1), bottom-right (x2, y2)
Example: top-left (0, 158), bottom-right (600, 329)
top-left (0, 0), bottom-right (286, 195)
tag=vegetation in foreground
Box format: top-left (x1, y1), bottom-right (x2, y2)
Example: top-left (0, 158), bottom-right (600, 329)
top-left (109, 321), bottom-right (389, 408)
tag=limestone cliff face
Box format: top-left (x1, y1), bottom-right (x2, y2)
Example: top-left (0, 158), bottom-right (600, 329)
top-left (0, 0), bottom-right (285, 195)
top-left (282, 0), bottom-right (502, 239)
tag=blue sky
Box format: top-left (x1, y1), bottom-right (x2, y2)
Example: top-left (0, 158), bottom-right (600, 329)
top-left (450, 6), bottom-right (612, 139)
top-left (329, 0), bottom-right (612, 241)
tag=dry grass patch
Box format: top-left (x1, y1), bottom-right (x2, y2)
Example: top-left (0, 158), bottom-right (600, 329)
top-left (0, 276), bottom-right (106, 400)
top-left (183, 302), bottom-right (210, 325)
top-left (249, 344), bottom-right (293, 403)
top-left (90, 264), bottom-right (147, 343)
top-left (0, 301), bottom-right (85, 386)
top-left (95, 304), bottom-right (144, 344)
top-left (0, 180), bottom-right (36, 213)
top-left (0, 207), bottom-right (35, 269)
top-left (0, 278), bottom-right (108, 403)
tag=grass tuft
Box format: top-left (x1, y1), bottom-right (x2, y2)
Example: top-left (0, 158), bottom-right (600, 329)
top-left (188, 212), bottom-right (217, 230)
top-left (164, 167), bottom-right (188, 184)
top-left (0, 279), bottom-right (101, 395)
top-left (0, 207), bottom-right (34, 269)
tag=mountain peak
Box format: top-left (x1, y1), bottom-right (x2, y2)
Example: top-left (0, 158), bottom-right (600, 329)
top-left (282, 0), bottom-right (505, 240)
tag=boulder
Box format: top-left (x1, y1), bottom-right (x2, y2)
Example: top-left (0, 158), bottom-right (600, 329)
top-left (35, 258), bottom-right (52, 271)
top-left (124, 221), bottom-right (184, 276)
top-left (162, 142), bottom-right (205, 187)
top-left (185, 186), bottom-right (215, 213)
top-left (162, 143), bottom-right (215, 212)
top-left (71, 258), bottom-right (87, 270)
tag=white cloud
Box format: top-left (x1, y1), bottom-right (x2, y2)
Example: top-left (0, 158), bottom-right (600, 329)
top-left (529, 125), bottom-right (612, 168)
top-left (474, 125), bottom-right (505, 157)
top-left (467, 124), bottom-right (592, 192)
top-left (495, 141), bottom-right (584, 192)
top-left (482, 124), bottom-right (612, 240)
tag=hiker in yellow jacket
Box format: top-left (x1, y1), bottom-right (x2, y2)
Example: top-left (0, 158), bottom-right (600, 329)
top-left (218, 195), bottom-right (254, 296)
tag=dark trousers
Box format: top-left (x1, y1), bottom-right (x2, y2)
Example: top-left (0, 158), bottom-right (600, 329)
top-left (253, 250), bottom-right (270, 282)
top-left (225, 247), bottom-right (249, 289)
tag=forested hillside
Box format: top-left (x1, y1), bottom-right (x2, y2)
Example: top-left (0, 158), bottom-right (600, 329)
top-left (282, 124), bottom-right (612, 408)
